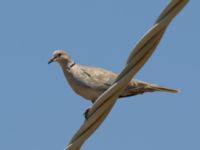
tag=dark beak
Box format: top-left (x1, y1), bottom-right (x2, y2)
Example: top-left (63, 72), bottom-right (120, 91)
top-left (48, 57), bottom-right (54, 64)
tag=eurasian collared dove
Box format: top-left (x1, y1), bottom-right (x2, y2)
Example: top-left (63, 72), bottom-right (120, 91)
top-left (48, 50), bottom-right (179, 103)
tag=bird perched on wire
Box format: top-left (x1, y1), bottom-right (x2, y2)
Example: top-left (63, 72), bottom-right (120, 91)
top-left (48, 50), bottom-right (179, 99)
top-left (48, 50), bottom-right (179, 117)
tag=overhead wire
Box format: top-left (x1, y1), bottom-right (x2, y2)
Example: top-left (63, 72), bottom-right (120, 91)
top-left (65, 1), bottom-right (189, 149)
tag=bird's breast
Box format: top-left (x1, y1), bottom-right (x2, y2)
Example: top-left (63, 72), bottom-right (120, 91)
top-left (63, 69), bottom-right (102, 101)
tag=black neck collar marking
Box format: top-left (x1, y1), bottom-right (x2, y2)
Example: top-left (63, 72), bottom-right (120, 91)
top-left (67, 61), bottom-right (76, 70)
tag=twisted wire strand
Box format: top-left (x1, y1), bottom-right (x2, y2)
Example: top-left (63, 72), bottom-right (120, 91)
top-left (65, 1), bottom-right (189, 149)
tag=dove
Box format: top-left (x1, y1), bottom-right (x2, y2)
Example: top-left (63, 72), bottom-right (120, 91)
top-left (48, 50), bottom-right (179, 103)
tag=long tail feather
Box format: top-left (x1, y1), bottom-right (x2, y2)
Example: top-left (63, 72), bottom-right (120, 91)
top-left (150, 85), bottom-right (180, 93)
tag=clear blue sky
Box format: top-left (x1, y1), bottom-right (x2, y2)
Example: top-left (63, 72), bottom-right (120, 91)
top-left (0, 0), bottom-right (199, 150)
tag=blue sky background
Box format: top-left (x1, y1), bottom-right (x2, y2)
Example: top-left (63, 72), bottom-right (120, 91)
top-left (0, 0), bottom-right (199, 150)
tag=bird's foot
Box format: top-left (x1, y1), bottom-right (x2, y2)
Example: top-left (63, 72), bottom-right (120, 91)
top-left (83, 107), bottom-right (91, 120)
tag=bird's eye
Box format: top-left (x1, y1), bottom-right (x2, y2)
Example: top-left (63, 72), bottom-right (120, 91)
top-left (57, 53), bottom-right (62, 57)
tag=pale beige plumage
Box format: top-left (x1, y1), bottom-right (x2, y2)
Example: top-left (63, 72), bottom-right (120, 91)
top-left (48, 50), bottom-right (179, 102)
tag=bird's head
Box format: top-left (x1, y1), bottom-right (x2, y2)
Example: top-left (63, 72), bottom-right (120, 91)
top-left (48, 50), bottom-right (72, 64)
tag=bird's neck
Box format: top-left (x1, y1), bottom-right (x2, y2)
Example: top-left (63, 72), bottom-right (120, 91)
top-left (60, 61), bottom-right (76, 88)
top-left (60, 60), bottom-right (76, 72)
